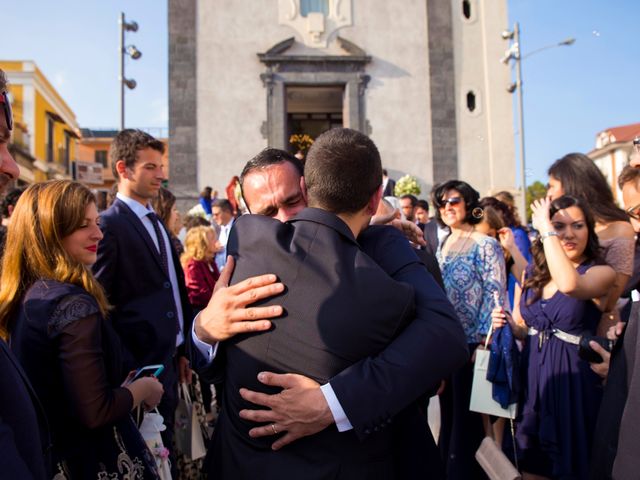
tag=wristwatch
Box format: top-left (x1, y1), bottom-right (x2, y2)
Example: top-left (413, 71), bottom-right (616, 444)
top-left (540, 231), bottom-right (558, 242)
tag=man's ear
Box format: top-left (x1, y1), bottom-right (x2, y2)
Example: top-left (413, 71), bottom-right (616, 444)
top-left (300, 175), bottom-right (308, 204)
top-left (366, 185), bottom-right (384, 216)
top-left (115, 160), bottom-right (128, 179)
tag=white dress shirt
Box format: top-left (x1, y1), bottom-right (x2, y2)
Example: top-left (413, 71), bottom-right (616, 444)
top-left (214, 218), bottom-right (234, 272)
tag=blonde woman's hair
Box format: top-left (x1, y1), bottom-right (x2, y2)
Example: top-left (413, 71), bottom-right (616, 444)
top-left (181, 226), bottom-right (216, 266)
top-left (0, 180), bottom-right (109, 339)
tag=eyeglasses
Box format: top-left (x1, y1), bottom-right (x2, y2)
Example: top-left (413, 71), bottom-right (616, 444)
top-left (0, 91), bottom-right (12, 131)
top-left (438, 197), bottom-right (464, 208)
top-left (633, 136), bottom-right (640, 154)
top-left (626, 202), bottom-right (640, 221)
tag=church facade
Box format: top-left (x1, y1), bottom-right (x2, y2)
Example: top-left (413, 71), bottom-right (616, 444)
top-left (168, 0), bottom-right (515, 205)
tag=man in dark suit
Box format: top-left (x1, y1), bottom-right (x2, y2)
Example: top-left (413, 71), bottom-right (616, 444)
top-left (92, 129), bottom-right (193, 462)
top-left (382, 168), bottom-right (396, 197)
top-left (0, 69), bottom-right (50, 479)
top-left (195, 134), bottom-right (467, 478)
top-left (208, 128), bottom-right (421, 477)
top-left (590, 165), bottom-right (640, 479)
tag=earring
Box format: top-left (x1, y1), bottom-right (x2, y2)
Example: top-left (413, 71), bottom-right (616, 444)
top-left (472, 207), bottom-right (484, 219)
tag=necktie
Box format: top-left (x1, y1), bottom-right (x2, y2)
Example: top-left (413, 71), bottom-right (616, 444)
top-left (148, 211), bottom-right (180, 335)
top-left (148, 212), bottom-right (169, 277)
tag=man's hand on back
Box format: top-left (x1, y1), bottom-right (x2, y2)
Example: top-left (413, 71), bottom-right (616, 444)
top-left (195, 256), bottom-right (285, 344)
top-left (239, 372), bottom-right (333, 450)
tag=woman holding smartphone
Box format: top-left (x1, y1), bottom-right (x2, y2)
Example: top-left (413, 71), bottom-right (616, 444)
top-left (0, 181), bottom-right (163, 479)
top-left (492, 196), bottom-right (615, 479)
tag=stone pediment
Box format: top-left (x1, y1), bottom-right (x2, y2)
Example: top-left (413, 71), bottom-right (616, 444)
top-left (258, 36), bottom-right (370, 66)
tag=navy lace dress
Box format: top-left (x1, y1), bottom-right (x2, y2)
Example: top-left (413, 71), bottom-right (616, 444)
top-left (10, 280), bottom-right (158, 479)
top-left (517, 263), bottom-right (603, 479)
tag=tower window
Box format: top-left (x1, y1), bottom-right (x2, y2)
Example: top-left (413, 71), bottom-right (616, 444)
top-left (301, 0), bottom-right (329, 17)
top-left (466, 91), bottom-right (476, 112)
top-left (462, 0), bottom-right (471, 19)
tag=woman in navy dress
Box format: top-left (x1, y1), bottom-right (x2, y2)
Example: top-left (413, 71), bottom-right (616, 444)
top-left (0, 181), bottom-right (164, 479)
top-left (492, 196), bottom-right (615, 479)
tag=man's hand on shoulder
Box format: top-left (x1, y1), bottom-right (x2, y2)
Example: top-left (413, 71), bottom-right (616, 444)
top-left (239, 372), bottom-right (333, 450)
top-left (194, 256), bottom-right (285, 344)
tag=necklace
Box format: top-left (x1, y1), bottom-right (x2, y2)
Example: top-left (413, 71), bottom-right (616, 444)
top-left (441, 227), bottom-right (474, 262)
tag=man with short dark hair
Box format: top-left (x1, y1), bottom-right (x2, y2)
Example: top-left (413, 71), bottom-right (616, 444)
top-left (0, 68), bottom-right (50, 479)
top-left (93, 129), bottom-right (193, 467)
top-left (207, 128), bottom-right (420, 477)
top-left (196, 130), bottom-right (466, 478)
top-left (400, 193), bottom-right (419, 222)
top-left (212, 198), bottom-right (235, 271)
top-left (382, 168), bottom-right (396, 197)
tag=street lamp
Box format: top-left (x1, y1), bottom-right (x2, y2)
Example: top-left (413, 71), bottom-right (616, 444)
top-left (119, 12), bottom-right (142, 130)
top-left (501, 23), bottom-right (575, 220)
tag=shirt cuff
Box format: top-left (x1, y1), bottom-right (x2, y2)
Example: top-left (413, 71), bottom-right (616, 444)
top-left (320, 383), bottom-right (353, 432)
top-left (191, 313), bottom-right (219, 363)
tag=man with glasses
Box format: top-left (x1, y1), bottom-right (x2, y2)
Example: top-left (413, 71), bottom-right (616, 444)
top-left (590, 164), bottom-right (640, 479)
top-left (0, 69), bottom-right (50, 479)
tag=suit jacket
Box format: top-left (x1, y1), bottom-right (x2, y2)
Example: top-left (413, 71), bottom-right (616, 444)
top-left (383, 179), bottom-right (396, 197)
top-left (590, 301), bottom-right (640, 479)
top-left (93, 198), bottom-right (193, 408)
top-left (422, 220), bottom-right (441, 257)
top-left (209, 208), bottom-right (416, 479)
top-left (0, 338), bottom-right (50, 479)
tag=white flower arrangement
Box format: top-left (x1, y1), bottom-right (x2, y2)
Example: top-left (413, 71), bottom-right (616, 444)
top-left (394, 174), bottom-right (421, 196)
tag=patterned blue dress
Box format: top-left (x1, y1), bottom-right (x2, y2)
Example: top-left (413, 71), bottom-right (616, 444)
top-left (437, 234), bottom-right (508, 343)
top-left (437, 233), bottom-right (507, 479)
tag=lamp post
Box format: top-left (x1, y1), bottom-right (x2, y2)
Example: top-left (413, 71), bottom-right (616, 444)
top-left (119, 12), bottom-right (142, 130)
top-left (501, 23), bottom-right (575, 220)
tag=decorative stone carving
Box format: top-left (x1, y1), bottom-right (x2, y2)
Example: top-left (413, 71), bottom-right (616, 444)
top-left (278, 0), bottom-right (353, 48)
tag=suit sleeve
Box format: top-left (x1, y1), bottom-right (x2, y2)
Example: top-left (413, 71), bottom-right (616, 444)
top-left (0, 419), bottom-right (36, 479)
top-left (92, 218), bottom-right (137, 371)
top-left (330, 227), bottom-right (468, 440)
top-left (93, 217), bottom-right (118, 298)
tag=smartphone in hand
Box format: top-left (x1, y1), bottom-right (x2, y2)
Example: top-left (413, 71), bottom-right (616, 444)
top-left (122, 364), bottom-right (164, 386)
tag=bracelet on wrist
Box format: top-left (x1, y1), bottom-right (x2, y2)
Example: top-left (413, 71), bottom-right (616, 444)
top-left (540, 231), bottom-right (558, 242)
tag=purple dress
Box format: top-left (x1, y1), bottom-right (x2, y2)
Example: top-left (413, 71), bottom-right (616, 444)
top-left (517, 263), bottom-right (602, 479)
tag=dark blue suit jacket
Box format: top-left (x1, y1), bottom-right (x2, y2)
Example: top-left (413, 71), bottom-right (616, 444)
top-left (209, 209), bottom-right (417, 478)
top-left (0, 338), bottom-right (50, 479)
top-left (93, 198), bottom-right (193, 408)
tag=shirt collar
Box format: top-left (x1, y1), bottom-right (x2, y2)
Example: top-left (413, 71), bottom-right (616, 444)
top-left (116, 192), bottom-right (155, 220)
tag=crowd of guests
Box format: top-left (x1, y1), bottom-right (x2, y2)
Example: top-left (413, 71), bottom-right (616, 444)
top-left (1, 62), bottom-right (640, 480)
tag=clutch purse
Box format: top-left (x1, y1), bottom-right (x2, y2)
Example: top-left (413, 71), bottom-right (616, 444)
top-left (578, 335), bottom-right (613, 364)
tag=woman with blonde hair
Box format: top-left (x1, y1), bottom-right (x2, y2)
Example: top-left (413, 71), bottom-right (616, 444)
top-left (0, 180), bottom-right (163, 479)
top-left (181, 225), bottom-right (220, 311)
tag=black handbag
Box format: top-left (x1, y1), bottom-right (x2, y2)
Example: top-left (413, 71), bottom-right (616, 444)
top-left (578, 335), bottom-right (614, 364)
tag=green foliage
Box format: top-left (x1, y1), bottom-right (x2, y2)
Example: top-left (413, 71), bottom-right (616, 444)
top-left (394, 174), bottom-right (421, 196)
top-left (525, 180), bottom-right (547, 222)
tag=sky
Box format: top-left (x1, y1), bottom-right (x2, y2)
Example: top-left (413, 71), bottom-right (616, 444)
top-left (1, 0), bottom-right (638, 186)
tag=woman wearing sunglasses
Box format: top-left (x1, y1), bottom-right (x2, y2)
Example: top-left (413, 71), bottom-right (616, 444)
top-left (492, 196), bottom-right (615, 479)
top-left (547, 153), bottom-right (634, 335)
top-left (433, 180), bottom-right (508, 479)
top-left (0, 181), bottom-right (163, 479)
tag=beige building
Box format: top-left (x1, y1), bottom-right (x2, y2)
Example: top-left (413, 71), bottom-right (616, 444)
top-left (168, 0), bottom-right (516, 206)
top-left (588, 122), bottom-right (640, 204)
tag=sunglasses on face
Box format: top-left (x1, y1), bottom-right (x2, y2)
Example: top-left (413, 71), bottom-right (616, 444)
top-left (0, 91), bottom-right (12, 131)
top-left (634, 137), bottom-right (640, 154)
top-left (438, 197), bottom-right (464, 208)
top-left (626, 202), bottom-right (640, 221)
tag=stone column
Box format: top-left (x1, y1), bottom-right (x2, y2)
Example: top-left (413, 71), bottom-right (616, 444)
top-left (168, 0), bottom-right (198, 212)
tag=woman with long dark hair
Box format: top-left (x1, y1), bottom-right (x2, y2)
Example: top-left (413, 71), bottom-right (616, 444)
top-left (492, 196), bottom-right (615, 479)
top-left (434, 180), bottom-right (508, 479)
top-left (547, 153), bottom-right (634, 335)
top-left (0, 181), bottom-right (163, 479)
